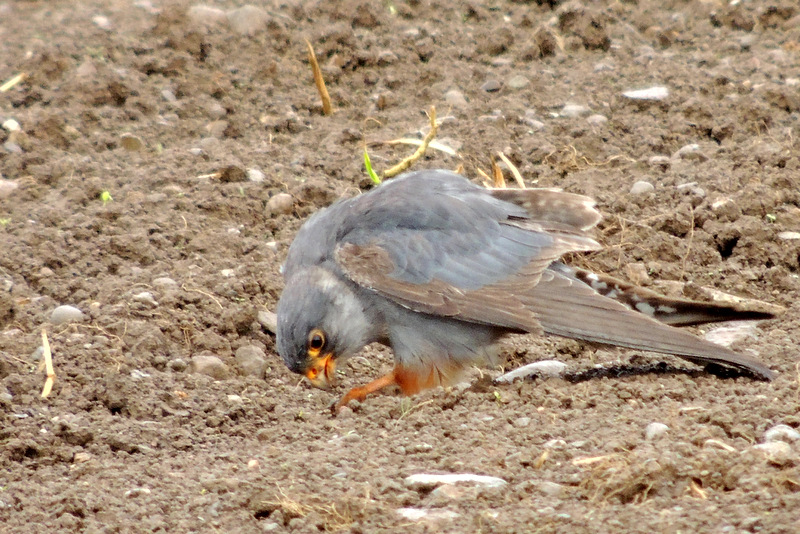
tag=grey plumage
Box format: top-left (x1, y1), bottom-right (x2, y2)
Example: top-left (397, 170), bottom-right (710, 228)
top-left (276, 170), bottom-right (776, 407)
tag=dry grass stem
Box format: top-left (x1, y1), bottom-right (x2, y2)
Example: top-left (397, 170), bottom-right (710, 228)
top-left (490, 157), bottom-right (506, 188)
top-left (372, 138), bottom-right (457, 156)
top-left (383, 106), bottom-right (438, 179)
top-left (181, 284), bottom-right (223, 310)
top-left (305, 39), bottom-right (333, 115)
top-left (0, 72), bottom-right (26, 92)
top-left (477, 167), bottom-right (493, 188)
top-left (496, 151), bottom-right (525, 188)
top-left (689, 479), bottom-right (708, 499)
top-left (572, 454), bottom-right (618, 466)
top-left (40, 328), bottom-right (55, 398)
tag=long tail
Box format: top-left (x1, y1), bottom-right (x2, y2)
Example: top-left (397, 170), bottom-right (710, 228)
top-left (523, 264), bottom-right (777, 380)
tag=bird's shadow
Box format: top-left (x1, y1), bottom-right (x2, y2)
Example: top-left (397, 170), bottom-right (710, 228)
top-left (561, 361), bottom-right (764, 384)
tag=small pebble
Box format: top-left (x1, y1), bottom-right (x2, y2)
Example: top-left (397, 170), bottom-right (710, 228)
top-left (622, 86), bottom-right (669, 101)
top-left (507, 75), bottom-right (529, 89)
top-left (152, 277), bottom-right (178, 289)
top-left (405, 473), bottom-right (507, 490)
top-left (778, 231), bottom-right (800, 240)
top-left (226, 5), bottom-right (269, 36)
top-left (235, 345), bottom-right (268, 378)
top-left (704, 321), bottom-right (758, 347)
top-left (191, 354), bottom-right (230, 380)
top-left (673, 143), bottom-right (708, 161)
top-left (120, 133), bottom-right (144, 151)
top-left (258, 310), bottom-right (278, 333)
top-left (132, 291), bottom-right (158, 307)
top-left (763, 424), bottom-right (800, 443)
top-left (513, 417), bottom-right (531, 428)
top-left (124, 487), bottom-right (151, 498)
top-left (481, 79), bottom-right (502, 92)
top-left (51, 305), bottom-right (86, 325)
top-left (630, 181), bottom-right (655, 195)
top-left (444, 89), bottom-right (468, 108)
top-left (0, 179), bottom-right (19, 199)
top-left (536, 481), bottom-right (564, 497)
top-left (644, 422), bottom-right (669, 440)
top-left (130, 370), bottom-right (150, 380)
top-left (560, 104), bottom-right (590, 118)
top-left (752, 441), bottom-right (793, 465)
top-left (247, 168), bottom-right (265, 183)
top-left (586, 114), bottom-right (608, 126)
top-left (396, 508), bottom-right (459, 522)
top-left (266, 193), bottom-right (293, 216)
top-left (648, 155), bottom-right (671, 170)
top-left (188, 5), bottom-right (227, 26)
top-left (92, 14), bottom-right (113, 30)
top-left (2, 119), bottom-right (20, 131)
top-left (168, 358), bottom-right (188, 372)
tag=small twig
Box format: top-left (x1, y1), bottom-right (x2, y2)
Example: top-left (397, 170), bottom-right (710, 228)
top-left (496, 151), bottom-right (526, 188)
top-left (40, 328), bottom-right (55, 398)
top-left (383, 106), bottom-right (438, 179)
top-left (305, 39), bottom-right (332, 115)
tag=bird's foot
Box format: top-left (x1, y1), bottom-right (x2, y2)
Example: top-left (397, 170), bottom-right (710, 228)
top-left (330, 371), bottom-right (398, 415)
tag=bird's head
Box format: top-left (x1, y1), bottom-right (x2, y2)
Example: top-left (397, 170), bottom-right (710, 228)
top-left (276, 267), bottom-right (373, 389)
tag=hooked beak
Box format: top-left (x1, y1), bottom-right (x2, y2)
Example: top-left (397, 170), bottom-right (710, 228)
top-left (304, 353), bottom-right (337, 389)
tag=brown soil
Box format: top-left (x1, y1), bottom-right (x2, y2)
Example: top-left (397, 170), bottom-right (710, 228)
top-left (2, 1), bottom-right (800, 532)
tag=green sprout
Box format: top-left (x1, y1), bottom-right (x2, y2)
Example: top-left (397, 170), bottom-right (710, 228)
top-left (765, 214), bottom-right (777, 223)
top-left (0, 218), bottom-right (10, 227)
top-left (100, 190), bottom-right (113, 205)
top-left (364, 148), bottom-right (381, 185)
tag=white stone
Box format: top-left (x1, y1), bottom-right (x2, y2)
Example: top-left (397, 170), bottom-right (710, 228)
top-left (247, 168), bottom-right (265, 183)
top-left (132, 291), bottom-right (158, 306)
top-left (560, 104), bottom-right (590, 118)
top-left (0, 179), bottom-right (19, 199)
top-left (2, 119), bottom-right (20, 132)
top-left (405, 473), bottom-right (507, 490)
top-left (258, 310), bottom-right (278, 334)
top-left (752, 441), bottom-right (793, 464)
top-left (586, 114), bottom-right (608, 126)
top-left (227, 5), bottom-right (269, 36)
top-left (673, 143), bottom-right (707, 161)
top-left (396, 508), bottom-right (459, 522)
top-left (778, 231), bottom-right (800, 240)
top-left (51, 305), bottom-right (86, 325)
top-left (266, 193), bottom-right (293, 216)
top-left (495, 360), bottom-right (567, 383)
top-left (644, 422), bottom-right (669, 440)
top-left (622, 86), bottom-right (669, 101)
top-left (704, 321), bottom-right (759, 347)
top-left (188, 5), bottom-right (227, 26)
top-left (444, 89), bottom-right (468, 109)
top-left (152, 277), bottom-right (178, 289)
top-left (630, 181), bottom-right (655, 195)
top-left (763, 424), bottom-right (800, 443)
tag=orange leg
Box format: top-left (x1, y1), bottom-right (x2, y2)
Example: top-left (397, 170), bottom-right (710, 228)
top-left (332, 371), bottom-right (398, 414)
top-left (332, 364), bottom-right (443, 414)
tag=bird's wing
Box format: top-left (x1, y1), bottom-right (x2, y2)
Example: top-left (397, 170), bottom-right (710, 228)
top-left (334, 171), bottom-right (601, 333)
top-left (523, 266), bottom-right (775, 379)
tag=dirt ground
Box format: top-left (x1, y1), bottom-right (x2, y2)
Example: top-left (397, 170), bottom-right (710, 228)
top-left (2, 0), bottom-right (800, 532)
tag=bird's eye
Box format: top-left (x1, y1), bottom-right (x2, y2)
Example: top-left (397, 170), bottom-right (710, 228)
top-left (307, 329), bottom-right (325, 357)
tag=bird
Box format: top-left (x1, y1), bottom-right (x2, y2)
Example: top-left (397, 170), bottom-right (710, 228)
top-left (275, 170), bottom-right (777, 413)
